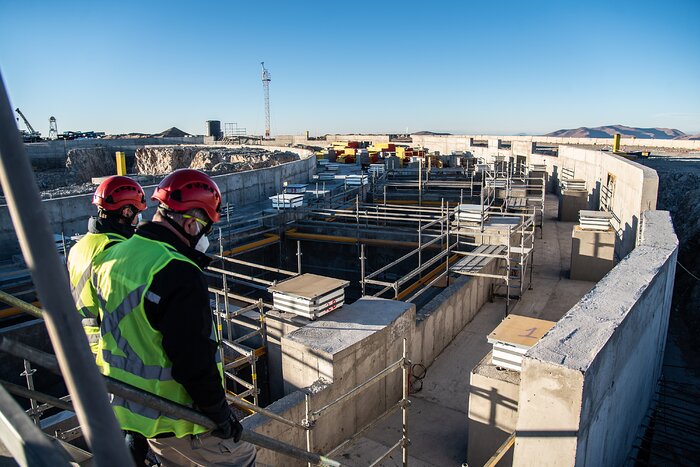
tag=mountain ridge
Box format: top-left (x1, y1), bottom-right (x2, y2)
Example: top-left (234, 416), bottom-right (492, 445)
top-left (544, 125), bottom-right (693, 140)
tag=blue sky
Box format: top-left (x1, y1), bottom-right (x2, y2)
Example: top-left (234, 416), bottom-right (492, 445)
top-left (1, 0), bottom-right (699, 136)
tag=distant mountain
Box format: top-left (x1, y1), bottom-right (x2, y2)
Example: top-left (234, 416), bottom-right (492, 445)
top-left (674, 133), bottom-right (700, 141)
top-left (412, 131), bottom-right (452, 136)
top-left (545, 125), bottom-right (686, 139)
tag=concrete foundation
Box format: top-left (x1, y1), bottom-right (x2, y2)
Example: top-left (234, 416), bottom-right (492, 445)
top-left (468, 352), bottom-right (520, 467)
top-left (514, 211), bottom-right (678, 466)
top-left (570, 227), bottom-right (616, 282)
top-left (558, 189), bottom-right (588, 222)
top-left (243, 297), bottom-right (414, 466)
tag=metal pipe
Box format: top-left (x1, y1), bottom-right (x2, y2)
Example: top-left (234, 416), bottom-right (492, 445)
top-left (484, 433), bottom-right (515, 467)
top-left (1, 379), bottom-right (74, 412)
top-left (0, 71), bottom-right (134, 467)
top-left (224, 393), bottom-right (303, 430)
top-left (0, 338), bottom-right (343, 467)
top-left (312, 359), bottom-right (403, 418)
top-left (216, 255), bottom-right (297, 276)
top-left (402, 338), bottom-right (409, 467)
top-left (360, 243), bottom-right (366, 297)
top-left (207, 266), bottom-right (274, 286)
top-left (297, 240), bottom-right (302, 274)
top-left (0, 384), bottom-right (71, 466)
top-left (21, 360), bottom-right (39, 425)
top-left (0, 290), bottom-right (42, 318)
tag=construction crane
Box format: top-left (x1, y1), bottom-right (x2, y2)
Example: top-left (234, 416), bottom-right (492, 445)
top-left (260, 62), bottom-right (271, 138)
top-left (14, 108), bottom-right (41, 142)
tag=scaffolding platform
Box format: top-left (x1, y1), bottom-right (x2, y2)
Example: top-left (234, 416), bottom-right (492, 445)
top-left (269, 273), bottom-right (349, 320)
top-left (487, 314), bottom-right (556, 372)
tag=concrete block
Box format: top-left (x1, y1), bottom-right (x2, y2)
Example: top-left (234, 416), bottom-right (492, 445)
top-left (570, 227), bottom-right (616, 282)
top-left (558, 189), bottom-right (588, 222)
top-left (468, 352), bottom-right (520, 467)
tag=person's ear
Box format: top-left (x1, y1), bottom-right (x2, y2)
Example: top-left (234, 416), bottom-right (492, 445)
top-left (183, 217), bottom-right (199, 236)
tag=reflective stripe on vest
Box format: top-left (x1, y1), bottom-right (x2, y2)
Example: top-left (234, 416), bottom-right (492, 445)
top-left (67, 231), bottom-right (125, 355)
top-left (92, 234), bottom-right (222, 438)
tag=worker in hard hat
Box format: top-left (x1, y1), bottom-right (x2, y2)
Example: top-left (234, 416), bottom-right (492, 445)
top-left (91, 169), bottom-right (256, 466)
top-left (67, 175), bottom-right (147, 355)
top-left (67, 175), bottom-right (150, 465)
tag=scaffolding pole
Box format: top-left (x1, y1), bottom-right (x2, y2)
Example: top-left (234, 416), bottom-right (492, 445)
top-left (0, 70), bottom-right (134, 467)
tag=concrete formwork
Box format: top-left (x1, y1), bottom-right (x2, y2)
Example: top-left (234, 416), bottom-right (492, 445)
top-left (513, 211), bottom-right (678, 467)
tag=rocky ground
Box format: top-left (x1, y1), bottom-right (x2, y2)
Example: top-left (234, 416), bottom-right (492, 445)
top-left (135, 146), bottom-right (299, 175)
top-left (0, 146), bottom-right (300, 202)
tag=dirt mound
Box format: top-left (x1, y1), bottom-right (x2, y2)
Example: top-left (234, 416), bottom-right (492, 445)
top-left (158, 127), bottom-right (190, 138)
top-left (135, 146), bottom-right (299, 175)
top-left (65, 147), bottom-right (117, 183)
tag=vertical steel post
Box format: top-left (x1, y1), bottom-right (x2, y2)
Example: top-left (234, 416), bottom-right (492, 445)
top-left (360, 243), bottom-right (366, 297)
top-left (297, 240), bottom-right (302, 274)
top-left (418, 158), bottom-right (422, 207)
top-left (305, 393), bottom-right (313, 467)
top-left (218, 230), bottom-right (228, 393)
top-left (250, 347), bottom-right (259, 406)
top-left (445, 202), bottom-right (450, 284)
top-left (21, 360), bottom-right (39, 425)
top-left (418, 218), bottom-right (422, 279)
top-left (402, 338), bottom-right (409, 467)
top-left (0, 70), bottom-right (134, 466)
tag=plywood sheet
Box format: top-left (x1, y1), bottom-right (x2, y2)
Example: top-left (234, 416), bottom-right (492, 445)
top-left (487, 314), bottom-right (556, 349)
top-left (268, 273), bottom-right (349, 300)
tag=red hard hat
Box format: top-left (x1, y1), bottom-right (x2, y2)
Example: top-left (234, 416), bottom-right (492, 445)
top-left (93, 176), bottom-right (147, 211)
top-left (151, 169), bottom-right (221, 222)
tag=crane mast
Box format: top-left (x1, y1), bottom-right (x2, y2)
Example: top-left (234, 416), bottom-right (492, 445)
top-left (261, 62), bottom-right (271, 138)
top-left (15, 108), bottom-right (41, 142)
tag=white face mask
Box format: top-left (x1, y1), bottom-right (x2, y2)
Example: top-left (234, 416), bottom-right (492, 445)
top-left (132, 212), bottom-right (143, 227)
top-left (192, 222), bottom-right (210, 253)
top-left (195, 234), bottom-right (210, 253)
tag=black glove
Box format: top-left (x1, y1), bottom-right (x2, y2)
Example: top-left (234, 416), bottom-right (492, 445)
top-left (211, 409), bottom-right (243, 443)
top-left (200, 400), bottom-right (243, 442)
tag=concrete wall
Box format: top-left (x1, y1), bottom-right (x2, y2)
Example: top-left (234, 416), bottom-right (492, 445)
top-left (24, 136), bottom-right (204, 168)
top-left (249, 258), bottom-right (498, 464)
top-left (417, 137), bottom-right (658, 260)
top-left (244, 298), bottom-right (414, 466)
top-left (411, 134), bottom-right (700, 151)
top-left (0, 147), bottom-right (315, 259)
top-left (530, 147), bottom-right (658, 258)
top-left (411, 259), bottom-right (498, 367)
top-left (513, 210), bottom-right (678, 467)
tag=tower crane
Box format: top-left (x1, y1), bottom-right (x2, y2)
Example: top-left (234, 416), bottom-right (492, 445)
top-left (261, 62), bottom-right (271, 138)
top-left (15, 108), bottom-right (42, 142)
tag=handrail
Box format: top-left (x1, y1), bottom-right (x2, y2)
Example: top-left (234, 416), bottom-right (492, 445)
top-left (0, 337), bottom-right (344, 467)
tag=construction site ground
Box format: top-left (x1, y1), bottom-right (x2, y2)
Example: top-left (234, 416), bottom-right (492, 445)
top-left (333, 194), bottom-right (596, 466)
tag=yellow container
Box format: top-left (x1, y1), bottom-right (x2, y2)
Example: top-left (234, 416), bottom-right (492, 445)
top-left (115, 152), bottom-right (127, 175)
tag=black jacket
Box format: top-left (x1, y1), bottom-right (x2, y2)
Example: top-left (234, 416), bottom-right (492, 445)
top-left (88, 216), bottom-right (136, 241)
top-left (134, 222), bottom-right (226, 418)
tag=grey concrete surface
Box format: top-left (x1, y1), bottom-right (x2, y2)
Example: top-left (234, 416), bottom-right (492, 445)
top-left (515, 211), bottom-right (678, 467)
